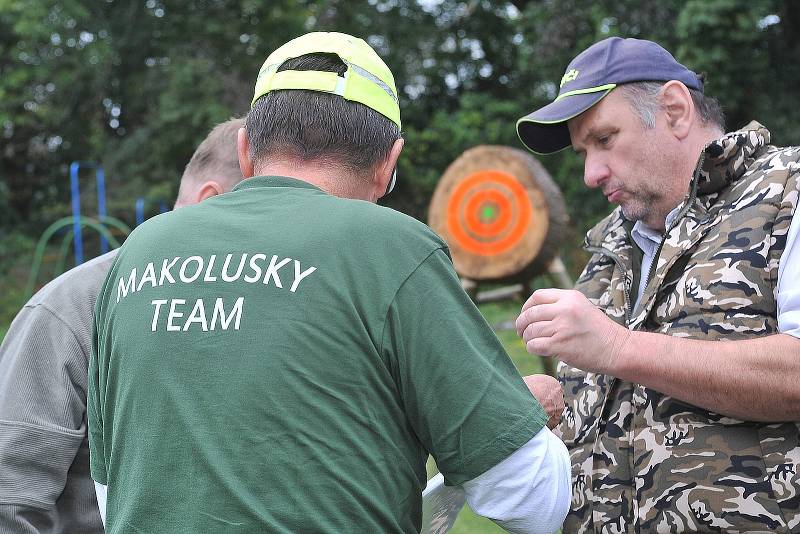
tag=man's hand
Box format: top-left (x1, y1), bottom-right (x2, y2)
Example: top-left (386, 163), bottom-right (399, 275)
top-left (515, 288), bottom-right (631, 375)
top-left (522, 374), bottom-right (565, 429)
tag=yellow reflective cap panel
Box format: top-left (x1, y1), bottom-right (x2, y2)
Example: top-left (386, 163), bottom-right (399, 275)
top-left (342, 70), bottom-right (399, 128)
top-left (252, 32), bottom-right (401, 128)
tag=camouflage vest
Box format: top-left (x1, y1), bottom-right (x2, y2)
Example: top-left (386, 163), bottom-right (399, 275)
top-left (558, 123), bottom-right (800, 533)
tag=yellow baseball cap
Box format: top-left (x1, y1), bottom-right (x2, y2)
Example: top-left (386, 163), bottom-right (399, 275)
top-left (252, 32), bottom-right (401, 129)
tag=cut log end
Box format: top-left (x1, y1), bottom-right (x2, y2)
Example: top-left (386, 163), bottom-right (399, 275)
top-left (429, 145), bottom-right (569, 281)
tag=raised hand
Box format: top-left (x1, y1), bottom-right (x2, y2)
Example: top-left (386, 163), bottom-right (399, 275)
top-left (515, 288), bottom-right (631, 375)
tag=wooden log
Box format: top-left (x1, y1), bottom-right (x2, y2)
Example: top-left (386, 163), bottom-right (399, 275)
top-left (429, 145), bottom-right (569, 281)
top-left (475, 284), bottom-right (524, 304)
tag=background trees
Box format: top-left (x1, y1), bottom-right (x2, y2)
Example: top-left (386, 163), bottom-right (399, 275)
top-left (1, 0), bottom-right (795, 331)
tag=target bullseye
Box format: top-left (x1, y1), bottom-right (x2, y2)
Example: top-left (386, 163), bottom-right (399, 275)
top-left (479, 204), bottom-right (497, 223)
top-left (465, 189), bottom-right (510, 236)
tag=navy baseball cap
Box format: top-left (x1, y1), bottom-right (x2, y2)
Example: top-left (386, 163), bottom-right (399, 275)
top-left (516, 37), bottom-right (704, 154)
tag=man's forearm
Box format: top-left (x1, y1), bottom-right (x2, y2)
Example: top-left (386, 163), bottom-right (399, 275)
top-left (614, 332), bottom-right (800, 421)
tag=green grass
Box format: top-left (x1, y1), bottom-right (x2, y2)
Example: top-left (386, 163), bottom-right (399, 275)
top-left (426, 297), bottom-right (551, 534)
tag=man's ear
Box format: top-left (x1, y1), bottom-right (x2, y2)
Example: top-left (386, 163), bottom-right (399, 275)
top-left (195, 181), bottom-right (224, 203)
top-left (237, 127), bottom-right (255, 178)
top-left (374, 138), bottom-right (404, 200)
top-left (659, 80), bottom-right (694, 140)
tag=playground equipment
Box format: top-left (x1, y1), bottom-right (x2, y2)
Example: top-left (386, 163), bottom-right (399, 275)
top-left (135, 197), bottom-right (169, 226)
top-left (70, 161), bottom-right (109, 264)
top-left (24, 215), bottom-right (129, 299)
top-left (25, 162), bottom-right (169, 300)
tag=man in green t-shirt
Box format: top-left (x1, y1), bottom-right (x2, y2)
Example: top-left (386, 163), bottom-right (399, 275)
top-left (89, 32), bottom-right (570, 533)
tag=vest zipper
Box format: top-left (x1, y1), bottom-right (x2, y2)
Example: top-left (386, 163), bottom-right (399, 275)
top-left (639, 152), bottom-right (704, 314)
top-left (582, 152), bottom-right (707, 328)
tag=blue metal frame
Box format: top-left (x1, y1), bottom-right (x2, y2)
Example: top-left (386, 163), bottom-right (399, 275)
top-left (135, 198), bottom-right (146, 226)
top-left (135, 197), bottom-right (170, 226)
top-left (69, 161), bottom-right (108, 265)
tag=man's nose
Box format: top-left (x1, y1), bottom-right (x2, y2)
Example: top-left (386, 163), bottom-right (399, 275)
top-left (583, 154), bottom-right (610, 189)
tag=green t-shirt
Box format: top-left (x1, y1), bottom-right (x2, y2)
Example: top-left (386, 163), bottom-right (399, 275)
top-left (89, 176), bottom-right (547, 533)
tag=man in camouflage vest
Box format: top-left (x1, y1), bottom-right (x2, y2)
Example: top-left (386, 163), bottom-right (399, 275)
top-left (515, 37), bottom-right (800, 533)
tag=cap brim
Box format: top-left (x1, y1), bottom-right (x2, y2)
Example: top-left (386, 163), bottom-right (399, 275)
top-left (516, 88), bottom-right (613, 155)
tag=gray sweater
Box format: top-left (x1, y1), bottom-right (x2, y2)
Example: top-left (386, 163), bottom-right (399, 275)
top-left (0, 251), bottom-right (117, 534)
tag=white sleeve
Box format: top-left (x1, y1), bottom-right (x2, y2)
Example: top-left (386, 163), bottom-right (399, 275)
top-left (778, 208), bottom-right (800, 338)
top-left (462, 427), bottom-right (571, 534)
top-left (94, 482), bottom-right (107, 527)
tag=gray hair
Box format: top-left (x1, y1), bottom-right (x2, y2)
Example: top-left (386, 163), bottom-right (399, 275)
top-left (617, 81), bottom-right (725, 131)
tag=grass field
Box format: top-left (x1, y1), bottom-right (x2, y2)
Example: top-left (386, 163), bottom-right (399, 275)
top-left (427, 298), bottom-right (550, 534)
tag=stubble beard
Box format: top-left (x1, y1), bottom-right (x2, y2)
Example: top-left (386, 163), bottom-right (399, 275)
top-left (620, 190), bottom-right (658, 223)
top-left (618, 134), bottom-right (678, 229)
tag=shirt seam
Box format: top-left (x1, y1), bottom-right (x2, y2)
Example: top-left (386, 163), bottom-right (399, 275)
top-left (375, 246), bottom-right (451, 442)
top-left (21, 302), bottom-right (90, 364)
top-left (459, 407), bottom-right (547, 467)
top-left (232, 175), bottom-right (323, 193)
top-left (449, 409), bottom-right (547, 486)
top-left (377, 247), bottom-right (450, 362)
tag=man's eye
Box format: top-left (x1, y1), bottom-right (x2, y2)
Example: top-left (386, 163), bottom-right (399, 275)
top-left (598, 135), bottom-right (611, 146)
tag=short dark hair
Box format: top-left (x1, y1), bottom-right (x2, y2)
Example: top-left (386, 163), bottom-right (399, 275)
top-left (617, 80), bottom-right (725, 131)
top-left (245, 53), bottom-right (400, 175)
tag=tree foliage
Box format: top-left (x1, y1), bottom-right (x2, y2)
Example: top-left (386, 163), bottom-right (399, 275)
top-left (1, 0), bottom-right (797, 277)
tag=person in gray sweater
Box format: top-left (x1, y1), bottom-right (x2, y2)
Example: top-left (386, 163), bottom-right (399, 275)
top-left (0, 117), bottom-right (245, 534)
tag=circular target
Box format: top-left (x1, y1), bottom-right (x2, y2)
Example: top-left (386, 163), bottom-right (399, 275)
top-left (429, 145), bottom-right (567, 281)
top-left (446, 170), bottom-right (532, 256)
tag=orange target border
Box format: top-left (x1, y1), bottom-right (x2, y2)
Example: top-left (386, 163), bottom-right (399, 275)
top-left (445, 170), bottom-right (532, 256)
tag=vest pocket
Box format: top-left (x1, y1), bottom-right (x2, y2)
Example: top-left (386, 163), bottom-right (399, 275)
top-left (557, 364), bottom-right (607, 447)
top-left (757, 423), bottom-right (800, 531)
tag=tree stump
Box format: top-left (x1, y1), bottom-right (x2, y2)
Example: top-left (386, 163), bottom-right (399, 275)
top-left (428, 145), bottom-right (569, 281)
